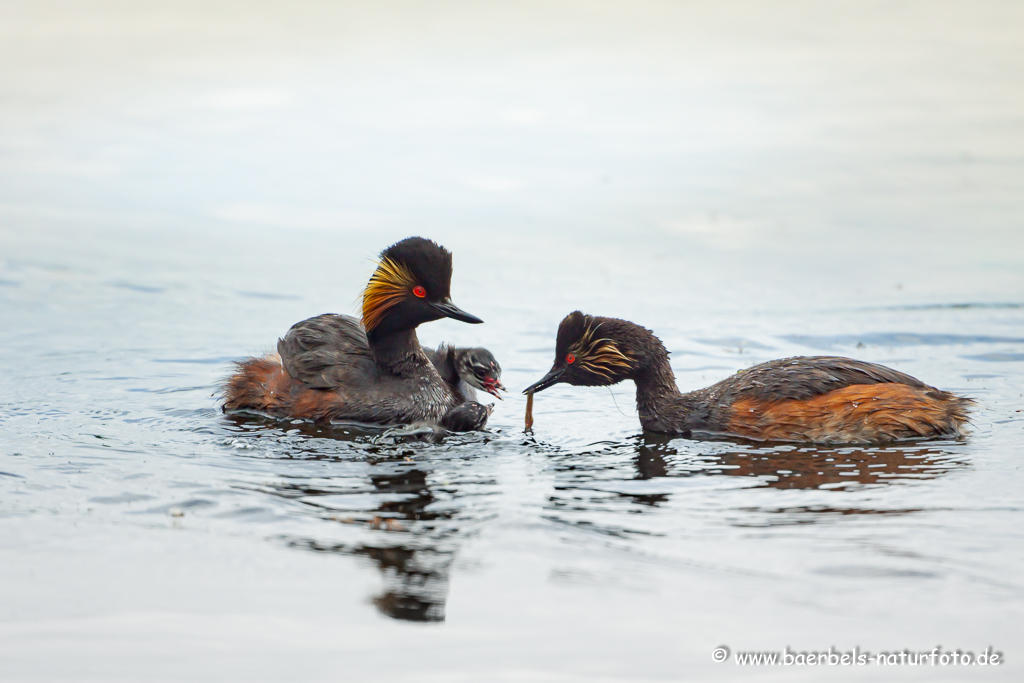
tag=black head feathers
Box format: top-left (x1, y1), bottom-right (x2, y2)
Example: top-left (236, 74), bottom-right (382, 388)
top-left (363, 236), bottom-right (481, 337)
top-left (380, 237), bottom-right (453, 301)
top-left (525, 311), bottom-right (638, 392)
top-left (555, 311), bottom-right (590, 359)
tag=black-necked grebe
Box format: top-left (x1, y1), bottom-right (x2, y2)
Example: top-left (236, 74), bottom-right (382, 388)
top-left (223, 237), bottom-right (492, 430)
top-left (524, 311), bottom-right (971, 444)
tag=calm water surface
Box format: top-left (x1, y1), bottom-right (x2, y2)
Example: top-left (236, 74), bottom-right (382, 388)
top-left (1, 2), bottom-right (1023, 681)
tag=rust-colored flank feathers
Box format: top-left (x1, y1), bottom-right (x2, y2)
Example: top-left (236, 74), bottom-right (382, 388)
top-left (221, 354), bottom-right (347, 421)
top-left (568, 322), bottom-right (634, 381)
top-left (728, 383), bottom-right (971, 444)
top-left (362, 257), bottom-right (416, 332)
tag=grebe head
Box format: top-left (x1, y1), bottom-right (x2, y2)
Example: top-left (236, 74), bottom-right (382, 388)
top-left (524, 311), bottom-right (637, 394)
top-left (455, 348), bottom-right (506, 399)
top-left (362, 237), bottom-right (482, 339)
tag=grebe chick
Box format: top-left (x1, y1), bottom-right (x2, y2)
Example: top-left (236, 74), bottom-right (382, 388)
top-left (222, 237), bottom-right (492, 430)
top-left (424, 344), bottom-right (506, 402)
top-left (524, 312), bottom-right (972, 445)
top-left (380, 346), bottom-right (503, 439)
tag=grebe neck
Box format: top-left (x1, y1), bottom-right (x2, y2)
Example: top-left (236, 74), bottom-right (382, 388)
top-left (625, 327), bottom-right (703, 432)
top-left (634, 352), bottom-right (685, 420)
top-left (368, 327), bottom-right (431, 377)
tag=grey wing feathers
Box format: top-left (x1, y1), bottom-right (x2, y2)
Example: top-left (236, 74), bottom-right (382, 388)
top-left (720, 356), bottom-right (931, 402)
top-left (277, 314), bottom-right (374, 389)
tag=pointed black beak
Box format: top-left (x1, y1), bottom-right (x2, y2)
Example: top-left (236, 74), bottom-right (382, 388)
top-left (431, 298), bottom-right (483, 324)
top-left (523, 366), bottom-right (564, 394)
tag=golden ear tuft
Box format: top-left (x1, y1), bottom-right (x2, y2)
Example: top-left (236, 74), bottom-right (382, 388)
top-left (362, 257), bottom-right (416, 331)
top-left (569, 322), bottom-right (634, 380)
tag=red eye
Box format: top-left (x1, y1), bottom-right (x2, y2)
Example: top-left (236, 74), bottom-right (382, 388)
top-left (413, 286), bottom-right (426, 298)
top-left (566, 353), bottom-right (575, 364)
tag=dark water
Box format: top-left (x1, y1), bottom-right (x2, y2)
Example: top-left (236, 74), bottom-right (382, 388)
top-left (2, 2), bottom-right (1024, 681)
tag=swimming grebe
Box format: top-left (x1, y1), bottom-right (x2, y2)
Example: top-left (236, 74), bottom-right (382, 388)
top-left (524, 312), bottom-right (971, 444)
top-left (222, 237), bottom-right (492, 429)
top-left (425, 345), bottom-right (505, 402)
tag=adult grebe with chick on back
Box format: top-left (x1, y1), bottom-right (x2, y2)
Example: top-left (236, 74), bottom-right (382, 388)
top-left (223, 237), bottom-right (503, 432)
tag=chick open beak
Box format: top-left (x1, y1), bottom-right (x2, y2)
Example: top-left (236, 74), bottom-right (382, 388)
top-left (483, 377), bottom-right (506, 400)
